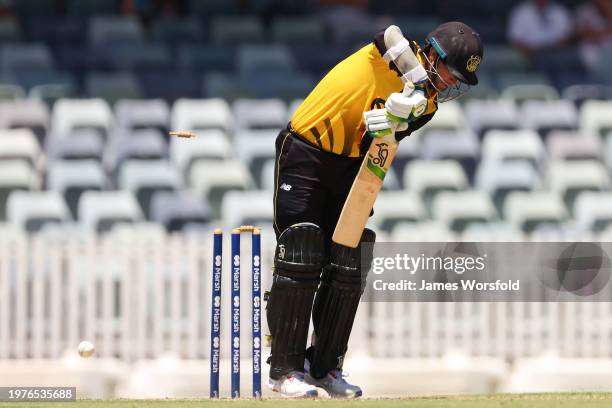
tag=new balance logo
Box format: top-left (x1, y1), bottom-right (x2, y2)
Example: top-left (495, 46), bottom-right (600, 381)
top-left (280, 183), bottom-right (292, 191)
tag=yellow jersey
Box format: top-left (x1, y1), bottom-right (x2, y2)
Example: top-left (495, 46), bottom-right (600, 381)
top-left (290, 41), bottom-right (438, 157)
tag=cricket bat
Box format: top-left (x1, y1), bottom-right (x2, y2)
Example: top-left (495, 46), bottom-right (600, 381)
top-left (332, 26), bottom-right (428, 248)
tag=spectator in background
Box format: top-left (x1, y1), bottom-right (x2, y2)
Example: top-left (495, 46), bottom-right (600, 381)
top-left (507, 0), bottom-right (573, 63)
top-left (576, 0), bottom-right (612, 72)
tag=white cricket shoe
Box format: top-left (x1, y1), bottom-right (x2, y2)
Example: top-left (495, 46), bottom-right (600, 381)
top-left (267, 371), bottom-right (319, 398)
top-left (304, 360), bottom-right (362, 398)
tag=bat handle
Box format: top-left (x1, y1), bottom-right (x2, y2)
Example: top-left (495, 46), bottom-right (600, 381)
top-left (402, 80), bottom-right (415, 96)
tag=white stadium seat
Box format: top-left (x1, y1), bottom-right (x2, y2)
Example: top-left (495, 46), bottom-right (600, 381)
top-left (171, 98), bottom-right (233, 134)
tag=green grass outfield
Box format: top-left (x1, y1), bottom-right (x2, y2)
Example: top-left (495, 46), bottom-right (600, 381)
top-left (2, 394), bottom-right (612, 408)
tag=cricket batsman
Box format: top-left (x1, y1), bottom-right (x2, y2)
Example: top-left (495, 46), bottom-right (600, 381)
top-left (266, 22), bottom-right (483, 398)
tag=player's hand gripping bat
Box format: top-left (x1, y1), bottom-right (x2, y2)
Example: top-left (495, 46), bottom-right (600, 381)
top-left (332, 25), bottom-right (429, 248)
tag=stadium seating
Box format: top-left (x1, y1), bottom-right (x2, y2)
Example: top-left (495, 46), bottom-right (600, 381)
top-left (545, 160), bottom-right (610, 211)
top-left (78, 190), bottom-right (143, 233)
top-left (464, 99), bottom-right (519, 139)
top-left (46, 129), bottom-right (104, 161)
top-left (170, 129), bottom-right (231, 177)
top-left (504, 191), bottom-right (568, 233)
top-left (6, 191), bottom-right (70, 232)
top-left (88, 16), bottom-right (144, 46)
top-left (475, 160), bottom-right (541, 213)
top-left (114, 99), bottom-right (170, 134)
top-left (580, 100), bottom-right (612, 137)
top-left (0, 160), bottom-right (39, 220)
top-left (51, 98), bottom-right (113, 138)
top-left (118, 160), bottom-right (182, 219)
top-left (150, 190), bottom-right (211, 232)
top-left (233, 99), bottom-right (287, 130)
top-left (46, 160), bottom-right (106, 218)
top-left (0, 129), bottom-right (41, 169)
top-left (221, 190), bottom-right (273, 228)
top-left (432, 191), bottom-right (497, 232)
top-left (546, 131), bottom-right (602, 161)
top-left (574, 192), bottom-right (612, 232)
top-left (420, 131), bottom-right (480, 183)
top-left (235, 130), bottom-right (277, 187)
top-left (0, 100), bottom-right (49, 145)
top-left (171, 98), bottom-right (233, 134)
top-left (370, 191), bottom-right (427, 232)
top-left (481, 130), bottom-right (545, 166)
top-left (404, 160), bottom-right (469, 205)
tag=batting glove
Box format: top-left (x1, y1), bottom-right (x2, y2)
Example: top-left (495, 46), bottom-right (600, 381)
top-left (364, 108), bottom-right (408, 138)
top-left (385, 89), bottom-right (427, 124)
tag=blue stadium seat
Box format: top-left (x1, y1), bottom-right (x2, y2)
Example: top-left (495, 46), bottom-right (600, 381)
top-left (151, 18), bottom-right (205, 44)
top-left (14, 0), bottom-right (57, 17)
top-left (67, 0), bottom-right (118, 16)
top-left (291, 45), bottom-right (347, 77)
top-left (10, 71), bottom-right (74, 94)
top-left (189, 0), bottom-right (241, 16)
top-left (240, 71), bottom-right (315, 101)
top-left (479, 46), bottom-right (529, 75)
top-left (271, 16), bottom-right (326, 45)
top-left (203, 72), bottom-right (256, 101)
top-left (210, 16), bottom-right (265, 45)
top-left (0, 17), bottom-right (22, 43)
top-left (104, 44), bottom-right (172, 73)
top-left (55, 45), bottom-right (111, 78)
top-left (0, 44), bottom-right (54, 75)
top-left (88, 16), bottom-right (144, 46)
top-left (29, 82), bottom-right (77, 109)
top-left (177, 45), bottom-right (235, 73)
top-left (140, 71), bottom-right (202, 102)
top-left (85, 72), bottom-right (143, 106)
top-left (391, 17), bottom-right (442, 43)
top-left (237, 45), bottom-right (296, 74)
top-left (24, 17), bottom-right (85, 46)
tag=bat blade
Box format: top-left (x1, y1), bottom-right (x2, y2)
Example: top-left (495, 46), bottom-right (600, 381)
top-left (332, 135), bottom-right (398, 248)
